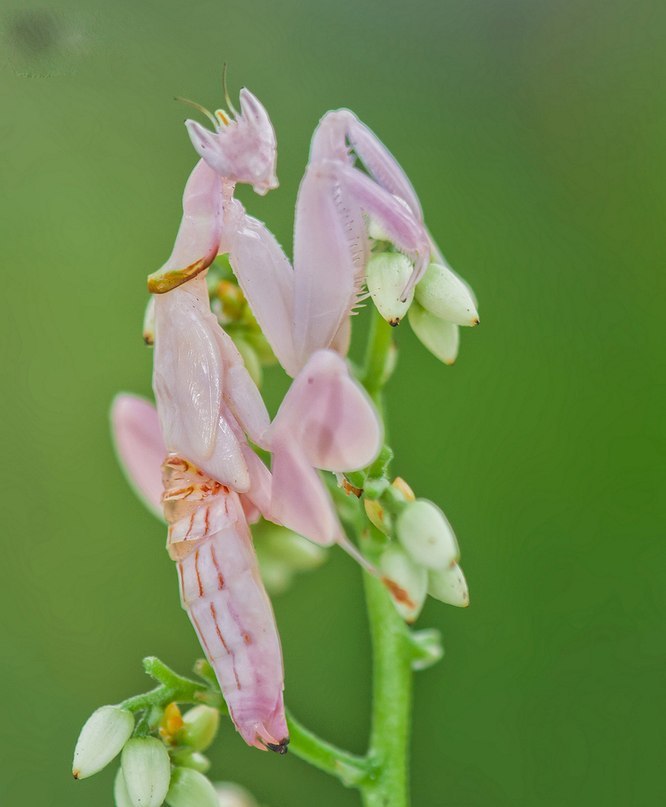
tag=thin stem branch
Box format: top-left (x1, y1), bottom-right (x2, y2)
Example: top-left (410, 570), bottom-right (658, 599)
top-left (287, 710), bottom-right (373, 788)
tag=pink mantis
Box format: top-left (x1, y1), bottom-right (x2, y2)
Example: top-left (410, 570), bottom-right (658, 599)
top-left (113, 83), bottom-right (475, 752)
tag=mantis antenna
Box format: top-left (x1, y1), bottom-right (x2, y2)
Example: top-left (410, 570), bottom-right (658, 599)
top-left (222, 63), bottom-right (239, 118)
top-left (174, 96), bottom-right (220, 130)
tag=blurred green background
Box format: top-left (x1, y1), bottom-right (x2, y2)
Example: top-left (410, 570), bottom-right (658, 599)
top-left (2, 0), bottom-right (664, 804)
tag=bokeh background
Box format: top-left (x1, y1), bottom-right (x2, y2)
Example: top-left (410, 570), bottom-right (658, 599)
top-left (2, 0), bottom-right (664, 804)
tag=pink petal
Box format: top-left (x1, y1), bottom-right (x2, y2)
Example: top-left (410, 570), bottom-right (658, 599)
top-left (110, 394), bottom-right (165, 518)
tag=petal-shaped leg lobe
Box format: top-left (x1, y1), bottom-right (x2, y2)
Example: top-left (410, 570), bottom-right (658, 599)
top-left (269, 350), bottom-right (382, 472)
top-left (269, 440), bottom-right (340, 546)
top-left (111, 394), bottom-right (165, 518)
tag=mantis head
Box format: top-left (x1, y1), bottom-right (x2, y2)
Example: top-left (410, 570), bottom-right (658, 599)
top-left (185, 88), bottom-right (278, 195)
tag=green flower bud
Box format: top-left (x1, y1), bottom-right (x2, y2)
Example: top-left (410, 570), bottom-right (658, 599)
top-left (72, 705), bottom-right (134, 780)
top-left (171, 750), bottom-right (211, 774)
top-left (121, 737), bottom-right (171, 807)
top-left (166, 767), bottom-right (218, 807)
top-left (380, 545), bottom-right (427, 623)
top-left (257, 556), bottom-right (294, 595)
top-left (177, 705), bottom-right (220, 752)
top-left (396, 499), bottom-right (459, 570)
top-left (408, 302), bottom-right (460, 365)
top-left (114, 767), bottom-right (135, 807)
top-left (415, 262), bottom-right (479, 326)
top-left (428, 563), bottom-right (470, 607)
top-left (366, 253), bottom-right (415, 325)
top-left (409, 628), bottom-right (444, 671)
top-left (245, 330), bottom-right (278, 365)
top-left (265, 526), bottom-right (327, 571)
top-left (214, 782), bottom-right (260, 807)
top-left (231, 335), bottom-right (262, 387)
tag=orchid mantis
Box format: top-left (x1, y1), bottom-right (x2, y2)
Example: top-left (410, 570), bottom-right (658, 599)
top-left (111, 81), bottom-right (474, 758)
top-left (112, 87), bottom-right (389, 752)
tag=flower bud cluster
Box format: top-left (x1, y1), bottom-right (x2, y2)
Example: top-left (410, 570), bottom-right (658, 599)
top-left (366, 228), bottom-right (478, 364)
top-left (365, 478), bottom-right (469, 622)
top-left (73, 702), bottom-right (225, 807)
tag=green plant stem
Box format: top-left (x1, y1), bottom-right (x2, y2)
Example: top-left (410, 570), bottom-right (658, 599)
top-left (118, 657), bottom-right (220, 714)
top-left (287, 710), bottom-right (373, 787)
top-left (360, 570), bottom-right (413, 807)
top-left (358, 307), bottom-right (413, 806)
top-left (363, 309), bottom-right (394, 405)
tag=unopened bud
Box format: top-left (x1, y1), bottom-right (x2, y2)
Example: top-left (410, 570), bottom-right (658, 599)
top-left (177, 705), bottom-right (220, 752)
top-left (257, 557), bottom-right (293, 595)
top-left (166, 767), bottom-right (218, 807)
top-left (159, 702), bottom-right (184, 745)
top-left (114, 768), bottom-right (135, 807)
top-left (366, 253), bottom-right (415, 325)
top-left (396, 499), bottom-right (459, 570)
top-left (215, 783), bottom-right (260, 807)
top-left (364, 498), bottom-right (392, 535)
top-left (409, 628), bottom-right (444, 671)
top-left (72, 705), bottom-right (134, 780)
top-left (367, 217), bottom-right (391, 243)
top-left (171, 750), bottom-right (211, 774)
top-left (380, 545), bottom-right (427, 623)
top-left (245, 330), bottom-right (277, 365)
top-left (391, 477), bottom-right (415, 502)
top-left (215, 280), bottom-right (245, 322)
top-left (428, 563), bottom-right (470, 607)
top-left (408, 302), bottom-right (460, 365)
top-left (231, 335), bottom-right (262, 387)
top-left (143, 297), bottom-right (156, 345)
top-left (266, 526), bottom-right (327, 571)
top-left (121, 737), bottom-right (171, 807)
top-left (415, 263), bottom-right (479, 326)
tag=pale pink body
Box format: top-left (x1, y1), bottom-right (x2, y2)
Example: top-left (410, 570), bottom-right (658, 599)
top-left (163, 455), bottom-right (287, 751)
top-left (112, 88), bottom-right (404, 753)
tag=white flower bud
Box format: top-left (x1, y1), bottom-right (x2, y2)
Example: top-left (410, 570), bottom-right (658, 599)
top-left (166, 767), bottom-right (218, 807)
top-left (428, 563), bottom-right (469, 607)
top-left (408, 302), bottom-right (460, 364)
top-left (214, 782), bottom-right (260, 807)
top-left (177, 705), bottom-right (220, 752)
top-left (396, 499), bottom-right (459, 570)
top-left (380, 545), bottom-right (427, 623)
top-left (415, 262), bottom-right (479, 326)
top-left (367, 217), bottom-right (391, 242)
top-left (121, 737), bottom-right (171, 807)
top-left (366, 253), bottom-right (415, 325)
top-left (72, 705), bottom-right (134, 780)
top-left (114, 767), bottom-right (135, 807)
